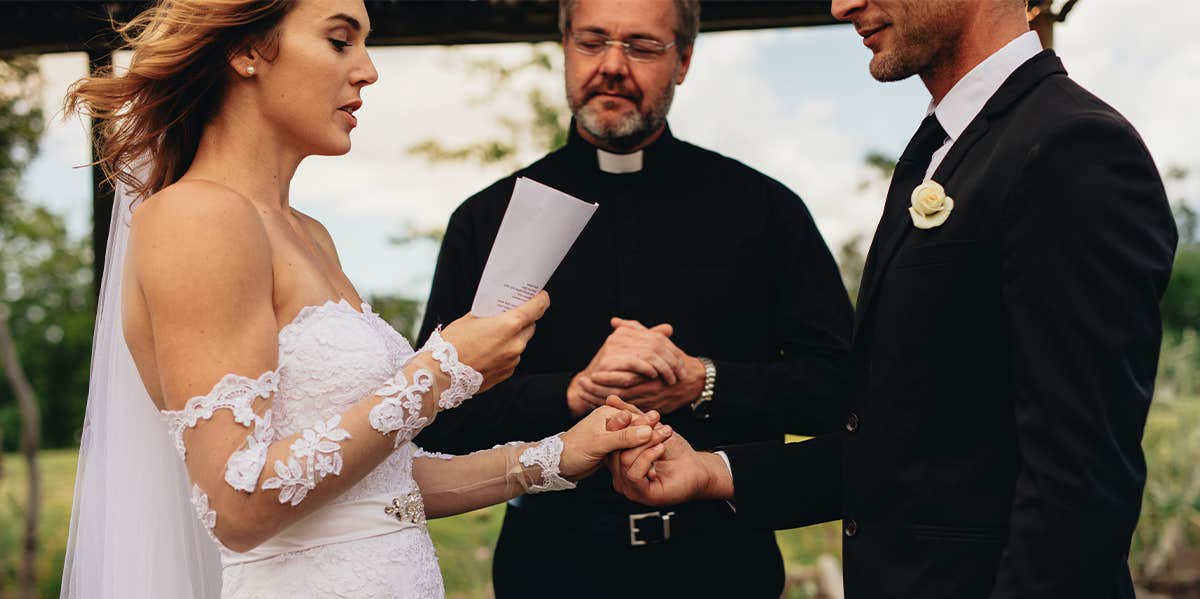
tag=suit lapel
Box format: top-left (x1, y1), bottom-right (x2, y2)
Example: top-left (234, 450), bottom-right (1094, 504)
top-left (853, 183), bottom-right (911, 330)
top-left (853, 50), bottom-right (1068, 338)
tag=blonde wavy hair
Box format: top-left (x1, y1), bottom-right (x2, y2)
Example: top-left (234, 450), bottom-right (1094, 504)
top-left (65, 0), bottom-right (297, 200)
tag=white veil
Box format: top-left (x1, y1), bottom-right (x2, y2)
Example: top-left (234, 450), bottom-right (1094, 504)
top-left (60, 177), bottom-right (222, 598)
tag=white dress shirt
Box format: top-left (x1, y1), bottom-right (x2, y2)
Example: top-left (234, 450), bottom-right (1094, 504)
top-left (925, 30), bottom-right (1044, 179)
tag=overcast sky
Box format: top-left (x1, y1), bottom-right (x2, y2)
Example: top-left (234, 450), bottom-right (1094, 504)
top-left (21, 0), bottom-right (1200, 299)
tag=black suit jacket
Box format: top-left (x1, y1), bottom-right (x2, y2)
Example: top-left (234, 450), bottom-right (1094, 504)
top-left (723, 50), bottom-right (1178, 598)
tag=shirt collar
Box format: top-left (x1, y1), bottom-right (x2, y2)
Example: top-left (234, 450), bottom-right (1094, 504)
top-left (565, 119), bottom-right (676, 174)
top-left (927, 30), bottom-right (1043, 140)
top-left (596, 148), bottom-right (644, 174)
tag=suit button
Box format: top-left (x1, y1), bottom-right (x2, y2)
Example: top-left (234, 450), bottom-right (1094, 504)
top-left (844, 519), bottom-right (858, 537)
top-left (846, 412), bottom-right (859, 432)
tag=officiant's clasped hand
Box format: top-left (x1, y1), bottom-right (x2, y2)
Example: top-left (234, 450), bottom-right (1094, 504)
top-left (567, 317), bottom-right (709, 416)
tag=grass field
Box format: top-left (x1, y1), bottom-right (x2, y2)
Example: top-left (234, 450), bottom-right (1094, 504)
top-left (0, 449), bottom-right (841, 599)
top-left (6, 334), bottom-right (1196, 598)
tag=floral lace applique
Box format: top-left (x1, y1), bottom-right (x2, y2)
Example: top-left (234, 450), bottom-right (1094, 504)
top-left (189, 483), bottom-right (224, 548)
top-left (368, 369), bottom-right (434, 448)
top-left (262, 415), bottom-right (351, 506)
top-left (225, 410), bottom-right (276, 493)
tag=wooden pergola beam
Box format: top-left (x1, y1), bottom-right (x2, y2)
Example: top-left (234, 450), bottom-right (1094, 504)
top-left (0, 1), bottom-right (840, 57)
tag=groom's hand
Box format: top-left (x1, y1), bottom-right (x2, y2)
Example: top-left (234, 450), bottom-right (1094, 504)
top-left (604, 398), bottom-right (735, 506)
top-left (557, 404), bottom-right (671, 482)
top-left (566, 318), bottom-right (688, 416)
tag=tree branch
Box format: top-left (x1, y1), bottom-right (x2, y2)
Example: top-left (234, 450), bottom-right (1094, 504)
top-left (0, 311), bottom-right (40, 599)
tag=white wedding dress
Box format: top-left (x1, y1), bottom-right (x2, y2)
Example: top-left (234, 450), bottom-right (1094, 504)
top-left (212, 299), bottom-right (443, 598)
top-left (61, 181), bottom-right (574, 599)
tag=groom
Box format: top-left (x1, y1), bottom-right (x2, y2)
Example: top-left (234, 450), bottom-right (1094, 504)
top-left (610, 0), bottom-right (1178, 597)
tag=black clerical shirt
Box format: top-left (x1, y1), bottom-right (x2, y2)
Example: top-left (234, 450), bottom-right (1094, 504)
top-left (415, 122), bottom-right (852, 510)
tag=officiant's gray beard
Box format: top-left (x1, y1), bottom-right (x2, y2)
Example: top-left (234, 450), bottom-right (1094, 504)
top-left (571, 83), bottom-right (675, 152)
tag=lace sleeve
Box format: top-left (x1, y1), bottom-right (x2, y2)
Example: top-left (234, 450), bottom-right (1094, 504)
top-left (163, 330), bottom-right (482, 550)
top-left (411, 434), bottom-right (575, 519)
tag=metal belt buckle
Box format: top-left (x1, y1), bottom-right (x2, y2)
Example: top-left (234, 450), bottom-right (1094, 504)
top-left (628, 510), bottom-right (675, 546)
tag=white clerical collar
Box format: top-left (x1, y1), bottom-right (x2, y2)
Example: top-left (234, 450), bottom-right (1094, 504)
top-left (596, 148), bottom-right (644, 174)
top-left (927, 30), bottom-right (1043, 140)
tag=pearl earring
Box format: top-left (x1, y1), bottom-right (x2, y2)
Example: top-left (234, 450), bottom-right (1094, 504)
top-left (246, 66), bottom-right (256, 75)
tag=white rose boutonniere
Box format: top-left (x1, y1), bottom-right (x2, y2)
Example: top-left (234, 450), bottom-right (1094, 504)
top-left (909, 179), bottom-right (955, 230)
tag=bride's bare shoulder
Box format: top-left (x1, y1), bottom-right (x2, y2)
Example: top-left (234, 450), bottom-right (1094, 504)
top-left (129, 180), bottom-right (273, 279)
top-left (131, 180), bottom-right (270, 254)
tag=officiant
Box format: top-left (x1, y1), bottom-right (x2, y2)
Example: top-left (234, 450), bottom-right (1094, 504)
top-left (414, 0), bottom-right (852, 596)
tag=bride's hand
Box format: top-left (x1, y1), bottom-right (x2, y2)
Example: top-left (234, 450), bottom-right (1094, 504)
top-left (557, 406), bottom-right (672, 482)
top-left (438, 291), bottom-right (550, 392)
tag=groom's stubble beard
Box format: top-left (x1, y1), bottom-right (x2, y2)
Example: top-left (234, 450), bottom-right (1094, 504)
top-left (568, 73), bottom-right (677, 152)
top-left (868, 0), bottom-right (963, 83)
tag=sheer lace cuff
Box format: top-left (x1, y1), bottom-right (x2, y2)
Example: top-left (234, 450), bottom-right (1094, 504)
top-left (420, 329), bottom-right (482, 411)
top-left (410, 435), bottom-right (576, 519)
top-left (519, 434), bottom-right (576, 494)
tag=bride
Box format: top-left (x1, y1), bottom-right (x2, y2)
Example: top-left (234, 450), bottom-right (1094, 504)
top-left (59, 0), bottom-right (670, 597)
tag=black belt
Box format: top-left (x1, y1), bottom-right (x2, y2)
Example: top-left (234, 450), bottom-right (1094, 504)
top-left (507, 495), bottom-right (740, 547)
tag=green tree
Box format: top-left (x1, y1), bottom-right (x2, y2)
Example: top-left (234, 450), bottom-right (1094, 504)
top-left (366, 293), bottom-right (423, 342)
top-left (0, 54), bottom-right (45, 599)
top-left (841, 149), bottom-right (899, 304)
top-left (0, 58), bottom-right (94, 452)
top-left (407, 44), bottom-right (569, 172)
top-left (837, 233), bottom-right (866, 306)
top-left (1161, 166), bottom-right (1199, 337)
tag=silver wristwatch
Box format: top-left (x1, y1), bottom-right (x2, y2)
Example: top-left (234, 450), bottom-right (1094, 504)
top-left (690, 357), bottom-right (716, 420)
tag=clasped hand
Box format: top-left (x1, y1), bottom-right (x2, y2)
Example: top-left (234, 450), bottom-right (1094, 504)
top-left (603, 397), bottom-right (734, 506)
top-left (556, 397), bottom-right (732, 506)
top-left (567, 318), bottom-right (705, 416)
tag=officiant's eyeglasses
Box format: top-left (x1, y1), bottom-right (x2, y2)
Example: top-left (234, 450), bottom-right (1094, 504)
top-left (569, 31), bottom-right (676, 62)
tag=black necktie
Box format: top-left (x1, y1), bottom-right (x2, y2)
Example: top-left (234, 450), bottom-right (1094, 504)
top-left (898, 113), bottom-right (950, 170)
top-left (878, 114), bottom-right (948, 230)
top-left (859, 115), bottom-right (949, 300)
